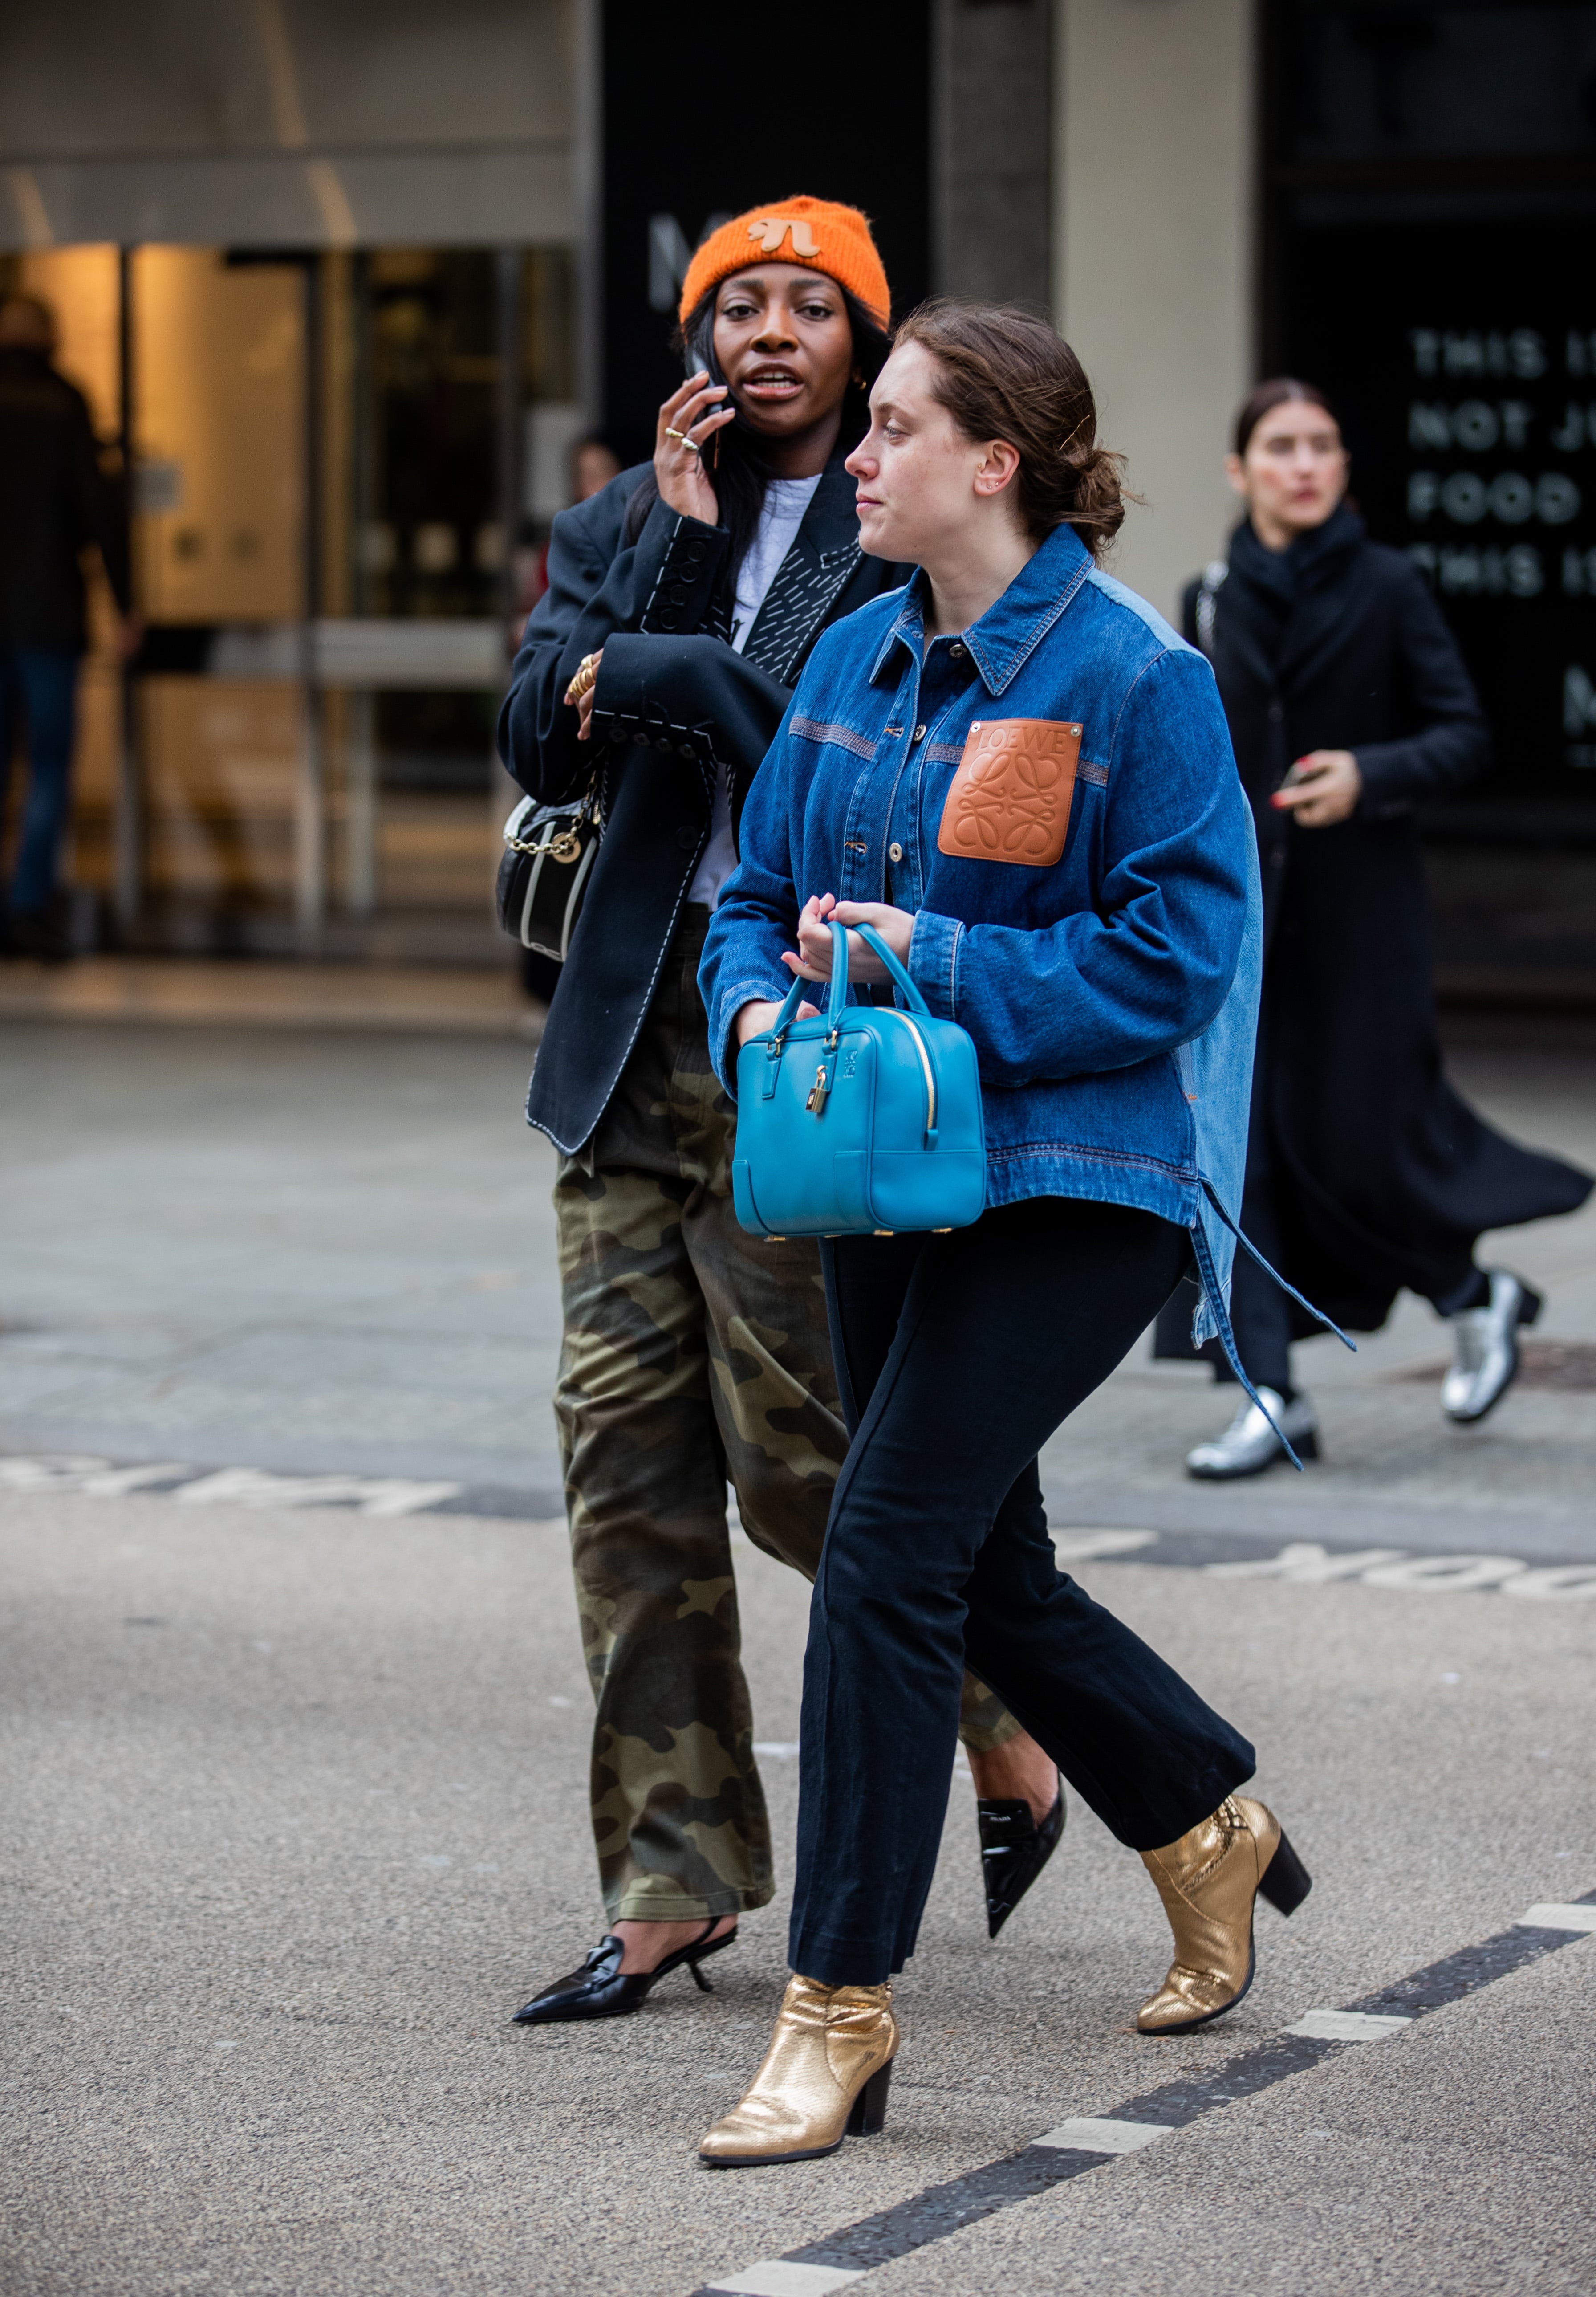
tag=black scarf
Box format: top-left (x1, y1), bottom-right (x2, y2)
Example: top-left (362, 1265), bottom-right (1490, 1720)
top-left (1221, 502), bottom-right (1366, 694)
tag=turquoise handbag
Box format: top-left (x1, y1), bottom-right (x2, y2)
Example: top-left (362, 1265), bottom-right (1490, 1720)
top-left (731, 921), bottom-right (987, 1239)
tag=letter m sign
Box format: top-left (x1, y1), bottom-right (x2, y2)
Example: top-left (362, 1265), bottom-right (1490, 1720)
top-left (1565, 664), bottom-right (1596, 735)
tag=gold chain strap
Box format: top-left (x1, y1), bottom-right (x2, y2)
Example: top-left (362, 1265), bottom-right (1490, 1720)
top-left (505, 778), bottom-right (602, 867)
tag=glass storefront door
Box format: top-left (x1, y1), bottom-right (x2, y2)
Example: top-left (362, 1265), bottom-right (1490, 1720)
top-left (1, 240), bottom-right (576, 961)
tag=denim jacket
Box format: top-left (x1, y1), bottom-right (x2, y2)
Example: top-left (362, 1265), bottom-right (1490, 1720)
top-left (698, 521), bottom-right (1274, 1369)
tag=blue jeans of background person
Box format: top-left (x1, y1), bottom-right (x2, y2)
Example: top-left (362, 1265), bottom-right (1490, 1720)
top-left (0, 647), bottom-right (79, 914)
top-left (790, 1197), bottom-right (1257, 1988)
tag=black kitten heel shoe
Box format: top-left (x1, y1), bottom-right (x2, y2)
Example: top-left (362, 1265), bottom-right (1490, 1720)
top-left (979, 1775), bottom-right (1066, 1939)
top-left (512, 1918), bottom-right (737, 2024)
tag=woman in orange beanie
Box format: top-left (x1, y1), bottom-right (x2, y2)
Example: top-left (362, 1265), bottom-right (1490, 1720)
top-left (499, 199), bottom-right (1062, 2029)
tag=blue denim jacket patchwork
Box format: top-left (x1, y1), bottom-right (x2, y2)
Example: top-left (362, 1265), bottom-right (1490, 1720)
top-left (700, 523), bottom-right (1279, 1377)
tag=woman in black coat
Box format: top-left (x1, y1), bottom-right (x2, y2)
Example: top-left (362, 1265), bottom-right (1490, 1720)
top-left (496, 200), bottom-right (1055, 2028)
top-left (1161, 379), bottom-right (1591, 1478)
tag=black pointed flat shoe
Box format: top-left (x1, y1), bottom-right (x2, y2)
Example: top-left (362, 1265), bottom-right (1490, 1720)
top-left (979, 1781), bottom-right (1065, 1939)
top-left (512, 1918), bottom-right (737, 2024)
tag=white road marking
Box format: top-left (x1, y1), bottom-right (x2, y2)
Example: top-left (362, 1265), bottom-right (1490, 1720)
top-left (0, 1453), bottom-right (462, 1516)
top-left (1360, 1554), bottom-right (1527, 1592)
top-left (80, 1462), bottom-right (196, 1495)
top-left (1033, 2116), bottom-right (1172, 2154)
top-left (1208, 1544), bottom-right (1409, 1582)
top-left (1284, 2009), bottom-right (1414, 2042)
top-left (704, 2265), bottom-right (865, 2296)
top-left (172, 1467), bottom-right (462, 1516)
top-left (1503, 1566), bottom-right (1596, 1601)
top-left (1051, 1530), bottom-right (1159, 1561)
top-left (7, 1454), bottom-right (1595, 1598)
top-left (1519, 1903), bottom-right (1596, 1932)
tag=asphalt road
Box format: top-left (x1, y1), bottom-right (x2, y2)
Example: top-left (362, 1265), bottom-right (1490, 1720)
top-left (3, 1013), bottom-right (1595, 2295)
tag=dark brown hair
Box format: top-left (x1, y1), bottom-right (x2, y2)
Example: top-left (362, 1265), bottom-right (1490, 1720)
top-left (1233, 377), bottom-right (1337, 458)
top-left (892, 300), bottom-right (1129, 557)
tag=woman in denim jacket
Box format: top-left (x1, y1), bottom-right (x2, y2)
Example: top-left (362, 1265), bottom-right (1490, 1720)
top-left (695, 304), bottom-right (1316, 2167)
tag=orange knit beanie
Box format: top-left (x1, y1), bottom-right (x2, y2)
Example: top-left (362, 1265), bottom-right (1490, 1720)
top-left (678, 197), bottom-right (891, 333)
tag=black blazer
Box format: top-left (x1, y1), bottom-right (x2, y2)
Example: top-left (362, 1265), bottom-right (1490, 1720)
top-left (1182, 532), bottom-right (1489, 952)
top-left (498, 455), bottom-right (909, 1153)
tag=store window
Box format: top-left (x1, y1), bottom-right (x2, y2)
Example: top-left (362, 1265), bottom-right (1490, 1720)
top-left (2, 240), bottom-right (575, 957)
top-left (1266, 1), bottom-right (1596, 832)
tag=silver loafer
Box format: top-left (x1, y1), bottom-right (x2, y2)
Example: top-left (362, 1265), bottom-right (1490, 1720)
top-left (1442, 1269), bottom-right (1541, 1425)
top-left (1186, 1387), bottom-right (1320, 1481)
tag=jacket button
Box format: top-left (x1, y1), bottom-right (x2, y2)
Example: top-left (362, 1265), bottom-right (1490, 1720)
top-left (677, 825), bottom-right (697, 849)
top-left (912, 724), bottom-right (927, 741)
top-left (950, 642), bottom-right (965, 660)
top-left (633, 730), bottom-right (650, 745)
top-left (685, 542), bottom-right (706, 564)
top-left (657, 610), bottom-right (679, 630)
top-left (889, 841), bottom-right (904, 863)
top-left (655, 736), bottom-right (673, 751)
top-left (678, 741), bottom-right (696, 758)
top-left (666, 584), bottom-right (688, 604)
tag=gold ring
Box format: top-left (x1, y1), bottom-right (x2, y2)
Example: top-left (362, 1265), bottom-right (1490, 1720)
top-left (680, 437), bottom-right (701, 456)
top-left (564, 652), bottom-right (599, 705)
top-left (664, 426), bottom-right (687, 441)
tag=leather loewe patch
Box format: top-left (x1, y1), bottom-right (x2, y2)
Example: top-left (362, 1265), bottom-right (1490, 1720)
top-left (935, 718), bottom-right (1083, 867)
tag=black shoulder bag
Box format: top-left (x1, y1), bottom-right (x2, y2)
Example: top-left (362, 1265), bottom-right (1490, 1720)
top-left (495, 768), bottom-right (603, 963)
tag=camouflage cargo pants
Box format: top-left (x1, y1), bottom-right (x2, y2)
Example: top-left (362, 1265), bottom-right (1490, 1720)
top-left (553, 905), bottom-right (1017, 1922)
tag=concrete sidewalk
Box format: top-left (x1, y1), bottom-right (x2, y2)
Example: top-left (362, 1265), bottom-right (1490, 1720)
top-left (0, 957), bottom-right (541, 1037)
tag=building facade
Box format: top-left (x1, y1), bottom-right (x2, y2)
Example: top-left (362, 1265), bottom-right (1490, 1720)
top-left (4, 0), bottom-right (1592, 989)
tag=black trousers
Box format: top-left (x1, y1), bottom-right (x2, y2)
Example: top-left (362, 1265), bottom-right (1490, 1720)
top-left (790, 1197), bottom-right (1257, 1987)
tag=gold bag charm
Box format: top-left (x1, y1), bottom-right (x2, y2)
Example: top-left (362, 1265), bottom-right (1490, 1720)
top-left (548, 830), bottom-right (583, 865)
top-left (805, 1064), bottom-right (830, 1116)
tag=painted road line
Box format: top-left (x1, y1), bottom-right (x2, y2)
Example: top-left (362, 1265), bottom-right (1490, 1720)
top-left (8, 1451), bottom-right (1596, 1595)
top-left (0, 1453), bottom-right (464, 1517)
top-left (1033, 2117), bottom-right (1172, 2154)
top-left (1503, 1566), bottom-right (1596, 1599)
top-left (685, 1886), bottom-right (1596, 2297)
top-left (1284, 2009), bottom-right (1413, 2042)
top-left (703, 2265), bottom-right (865, 2297)
top-left (172, 1467), bottom-right (464, 1515)
top-left (1208, 1544), bottom-right (1409, 1583)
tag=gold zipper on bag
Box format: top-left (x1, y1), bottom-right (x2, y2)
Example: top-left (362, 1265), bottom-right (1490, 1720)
top-left (885, 1010), bottom-right (936, 1132)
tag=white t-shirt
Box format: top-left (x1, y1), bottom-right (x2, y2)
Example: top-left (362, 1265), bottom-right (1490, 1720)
top-left (689, 474), bottom-right (822, 909)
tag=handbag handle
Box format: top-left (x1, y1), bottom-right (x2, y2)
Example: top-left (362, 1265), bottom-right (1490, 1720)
top-left (766, 916), bottom-right (930, 1054)
top-left (849, 922), bottom-right (931, 1016)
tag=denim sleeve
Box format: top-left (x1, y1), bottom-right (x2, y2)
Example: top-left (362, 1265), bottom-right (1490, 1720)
top-left (698, 702), bottom-right (806, 1095)
top-left (908, 647), bottom-right (1252, 1083)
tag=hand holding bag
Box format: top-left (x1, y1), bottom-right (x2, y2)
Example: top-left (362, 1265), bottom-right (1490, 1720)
top-left (732, 920), bottom-right (987, 1238)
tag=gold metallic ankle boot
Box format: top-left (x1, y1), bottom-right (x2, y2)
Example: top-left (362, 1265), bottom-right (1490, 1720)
top-left (1136, 1795), bottom-right (1312, 2034)
top-left (699, 1975), bottom-right (898, 2166)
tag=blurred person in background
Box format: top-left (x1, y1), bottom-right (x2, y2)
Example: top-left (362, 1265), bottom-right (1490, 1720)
top-left (0, 293), bottom-right (136, 961)
top-left (571, 432), bottom-right (625, 505)
top-left (497, 201), bottom-right (1060, 2031)
top-left (1160, 379), bottom-right (1592, 1478)
top-left (515, 434), bottom-right (629, 637)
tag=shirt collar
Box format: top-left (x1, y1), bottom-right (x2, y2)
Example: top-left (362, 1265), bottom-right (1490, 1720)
top-left (869, 523), bottom-right (1095, 693)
